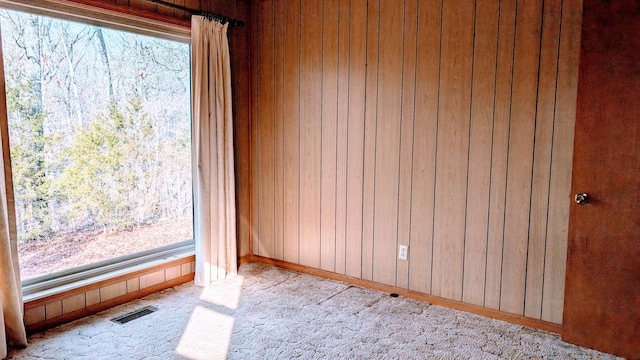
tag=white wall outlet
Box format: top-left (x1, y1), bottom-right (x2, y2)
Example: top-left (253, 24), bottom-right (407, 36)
top-left (398, 245), bottom-right (408, 260)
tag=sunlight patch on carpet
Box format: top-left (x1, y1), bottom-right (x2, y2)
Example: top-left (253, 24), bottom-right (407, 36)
top-left (199, 275), bottom-right (244, 310)
top-left (175, 306), bottom-right (235, 360)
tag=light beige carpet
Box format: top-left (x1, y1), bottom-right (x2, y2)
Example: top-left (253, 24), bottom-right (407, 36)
top-left (7, 263), bottom-right (617, 360)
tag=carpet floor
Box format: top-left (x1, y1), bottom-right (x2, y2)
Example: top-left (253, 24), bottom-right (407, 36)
top-left (7, 263), bottom-right (618, 359)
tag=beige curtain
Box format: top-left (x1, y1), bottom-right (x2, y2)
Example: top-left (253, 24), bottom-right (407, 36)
top-left (0, 27), bottom-right (28, 359)
top-left (191, 16), bottom-right (237, 285)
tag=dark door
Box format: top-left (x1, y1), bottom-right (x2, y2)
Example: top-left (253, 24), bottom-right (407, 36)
top-left (562, 0), bottom-right (640, 358)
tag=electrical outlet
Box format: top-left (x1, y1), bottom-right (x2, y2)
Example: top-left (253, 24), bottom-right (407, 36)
top-left (398, 245), bottom-right (408, 260)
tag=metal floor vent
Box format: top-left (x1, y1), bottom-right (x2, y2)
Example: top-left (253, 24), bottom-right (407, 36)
top-left (111, 306), bottom-right (158, 325)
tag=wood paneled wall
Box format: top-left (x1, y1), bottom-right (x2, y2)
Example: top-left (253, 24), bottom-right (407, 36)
top-left (250, 0), bottom-right (581, 324)
top-left (66, 0), bottom-right (253, 257)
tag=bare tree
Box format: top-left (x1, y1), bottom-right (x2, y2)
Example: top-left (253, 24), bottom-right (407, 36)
top-left (95, 28), bottom-right (114, 101)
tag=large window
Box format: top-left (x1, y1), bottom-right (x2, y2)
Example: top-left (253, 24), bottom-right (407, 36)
top-left (0, 9), bottom-right (193, 281)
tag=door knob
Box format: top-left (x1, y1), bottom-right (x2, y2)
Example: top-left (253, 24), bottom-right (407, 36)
top-left (574, 193), bottom-right (589, 205)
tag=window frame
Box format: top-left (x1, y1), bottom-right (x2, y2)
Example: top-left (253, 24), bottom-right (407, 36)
top-left (0, 0), bottom-right (195, 294)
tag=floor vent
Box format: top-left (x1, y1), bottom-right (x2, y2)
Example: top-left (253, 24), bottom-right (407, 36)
top-left (111, 306), bottom-right (158, 325)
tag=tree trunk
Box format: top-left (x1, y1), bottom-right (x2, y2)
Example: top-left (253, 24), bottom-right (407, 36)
top-left (60, 30), bottom-right (83, 127)
top-left (96, 29), bottom-right (115, 101)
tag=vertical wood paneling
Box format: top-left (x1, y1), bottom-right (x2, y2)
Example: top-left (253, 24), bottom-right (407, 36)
top-left (396, 0), bottom-right (418, 290)
top-left (334, 0), bottom-right (351, 275)
top-left (185, 0), bottom-right (200, 12)
top-left (344, 0), bottom-right (367, 278)
top-left (208, 0), bottom-right (227, 15)
top-left (525, 0), bottom-right (562, 319)
top-left (408, 0), bottom-right (441, 295)
top-left (229, 0), bottom-right (239, 252)
top-left (361, 0), bottom-right (380, 282)
top-left (232, 1), bottom-right (252, 257)
top-left (500, 0), bottom-right (544, 315)
top-left (371, 0), bottom-right (404, 287)
top-left (542, 0), bottom-right (582, 324)
top-left (282, 0), bottom-right (301, 264)
top-left (273, 0), bottom-right (285, 260)
top-left (257, 0), bottom-right (275, 258)
top-left (432, 0), bottom-right (475, 301)
top-left (485, 0), bottom-right (517, 310)
top-left (250, 0), bottom-right (260, 256)
top-left (462, 0), bottom-right (499, 306)
top-left (250, 0), bottom-right (582, 324)
top-left (298, 0), bottom-right (322, 268)
top-left (320, 0), bottom-right (339, 272)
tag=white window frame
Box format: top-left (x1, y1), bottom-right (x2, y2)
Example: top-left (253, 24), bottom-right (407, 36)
top-left (0, 0), bottom-right (195, 297)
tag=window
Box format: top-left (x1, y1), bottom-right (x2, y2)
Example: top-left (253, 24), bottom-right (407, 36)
top-left (0, 8), bottom-right (193, 282)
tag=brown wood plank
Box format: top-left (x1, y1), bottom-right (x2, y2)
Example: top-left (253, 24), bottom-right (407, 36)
top-left (408, 0), bottom-right (441, 295)
top-left (206, 0), bottom-right (227, 14)
top-left (224, 0), bottom-right (231, 16)
top-left (256, 0), bottom-right (275, 259)
top-left (542, 0), bottom-right (581, 324)
top-left (185, 0), bottom-right (200, 11)
top-left (500, 0), bottom-right (543, 315)
top-left (228, 0), bottom-right (238, 254)
top-left (484, 0), bottom-right (516, 310)
top-left (396, 0), bottom-right (417, 290)
top-left (524, 0), bottom-right (562, 320)
top-left (334, 0), bottom-right (350, 275)
top-left (233, 0), bottom-right (252, 257)
top-left (371, 0), bottom-right (403, 287)
top-left (282, 0), bottom-right (301, 264)
top-left (298, 0), bottom-right (323, 268)
top-left (360, 0), bottom-right (379, 281)
top-left (273, 0), bottom-right (285, 261)
top-left (432, 0), bottom-right (475, 301)
top-left (344, 0), bottom-right (367, 278)
top-left (250, 0), bottom-right (259, 256)
top-left (320, 0), bottom-right (339, 272)
top-left (462, 0), bottom-right (499, 307)
top-left (156, 0), bottom-right (176, 18)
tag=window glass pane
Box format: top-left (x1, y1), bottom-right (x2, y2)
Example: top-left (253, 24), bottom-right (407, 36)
top-left (0, 9), bottom-right (193, 280)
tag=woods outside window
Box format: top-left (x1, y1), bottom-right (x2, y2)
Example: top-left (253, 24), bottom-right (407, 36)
top-left (0, 8), bottom-right (194, 284)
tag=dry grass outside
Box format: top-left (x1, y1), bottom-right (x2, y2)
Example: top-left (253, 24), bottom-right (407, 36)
top-left (18, 217), bottom-right (193, 280)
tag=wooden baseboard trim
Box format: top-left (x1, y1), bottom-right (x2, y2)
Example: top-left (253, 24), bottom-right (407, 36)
top-left (238, 254), bottom-right (253, 265)
top-left (26, 273), bottom-right (194, 334)
top-left (246, 255), bottom-right (562, 334)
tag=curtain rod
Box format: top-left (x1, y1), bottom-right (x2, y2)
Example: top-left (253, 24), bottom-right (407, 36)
top-left (146, 0), bottom-right (245, 27)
